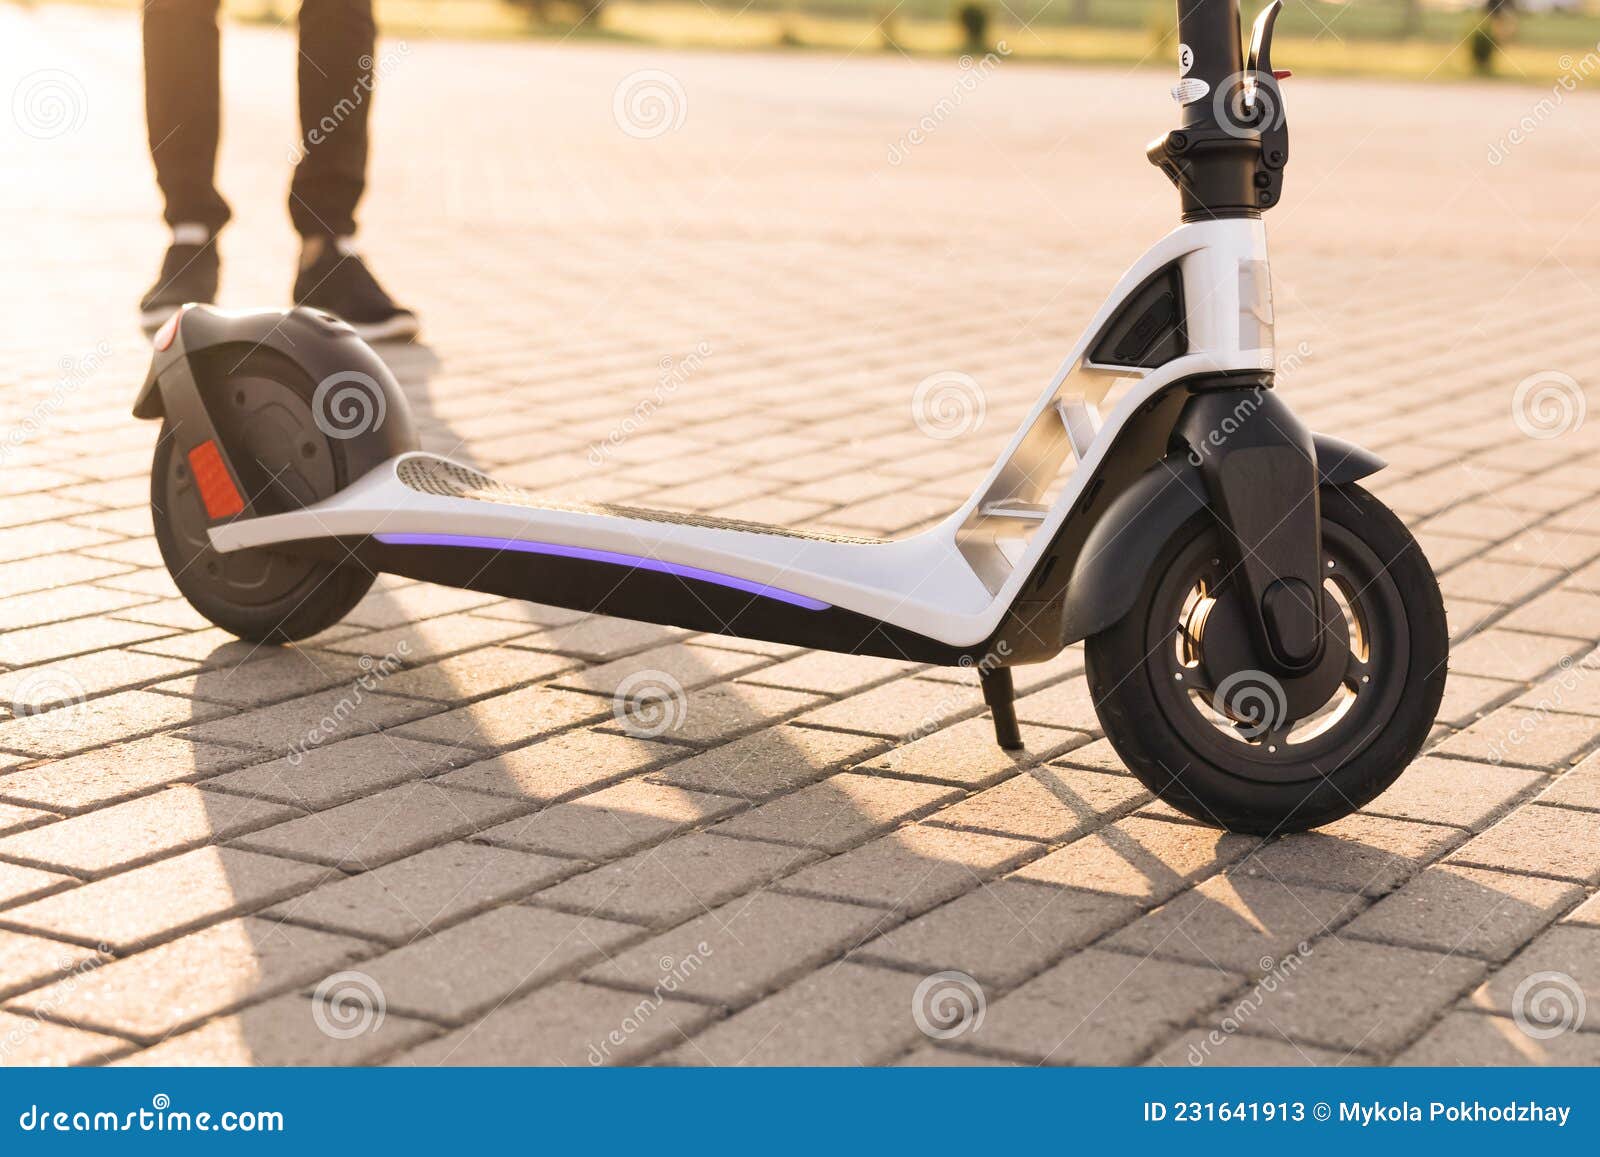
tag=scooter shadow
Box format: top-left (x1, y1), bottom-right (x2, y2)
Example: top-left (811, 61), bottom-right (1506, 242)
top-left (157, 635), bottom-right (915, 1062)
top-left (147, 631), bottom-right (1262, 1064)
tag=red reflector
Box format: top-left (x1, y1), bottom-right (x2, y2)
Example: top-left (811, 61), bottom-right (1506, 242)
top-left (1271, 69), bottom-right (1293, 81)
top-left (153, 309), bottom-right (183, 351)
top-left (188, 440), bottom-right (245, 520)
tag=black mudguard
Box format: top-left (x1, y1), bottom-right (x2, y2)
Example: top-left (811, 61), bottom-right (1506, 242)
top-left (1058, 432), bottom-right (1384, 646)
top-left (133, 304), bottom-right (418, 485)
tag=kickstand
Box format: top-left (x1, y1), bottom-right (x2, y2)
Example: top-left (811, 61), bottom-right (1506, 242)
top-left (980, 667), bottom-right (1024, 751)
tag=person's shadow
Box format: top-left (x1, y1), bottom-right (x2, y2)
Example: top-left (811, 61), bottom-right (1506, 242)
top-left (372, 340), bottom-right (462, 461)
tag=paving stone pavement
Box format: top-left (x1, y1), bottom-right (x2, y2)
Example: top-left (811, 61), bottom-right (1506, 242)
top-left (3, 6), bottom-right (1600, 1066)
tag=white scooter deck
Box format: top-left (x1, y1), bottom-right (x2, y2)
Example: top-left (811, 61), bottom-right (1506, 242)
top-left (207, 219), bottom-right (1275, 650)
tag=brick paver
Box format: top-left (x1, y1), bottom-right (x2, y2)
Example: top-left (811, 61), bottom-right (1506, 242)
top-left (263, 842), bottom-right (573, 945)
top-left (2, 4), bottom-right (1599, 1066)
top-left (116, 994), bottom-right (439, 1067)
top-left (354, 905), bottom-right (642, 1025)
top-left (957, 949), bottom-right (1242, 1065)
top-left (772, 823), bottom-right (1041, 915)
top-left (533, 831), bottom-right (818, 927)
top-left (476, 777), bottom-right (744, 860)
top-left (1344, 864), bottom-right (1582, 962)
top-left (1009, 816), bottom-right (1255, 904)
top-left (7, 917), bottom-right (371, 1043)
top-left (0, 846), bottom-right (336, 952)
top-left (1216, 945), bottom-right (1479, 1062)
top-left (1104, 874), bottom-right (1366, 976)
top-left (391, 980), bottom-right (717, 1066)
top-left (664, 962), bottom-right (929, 1066)
top-left (1447, 803), bottom-right (1600, 883)
top-left (854, 879), bottom-right (1140, 989)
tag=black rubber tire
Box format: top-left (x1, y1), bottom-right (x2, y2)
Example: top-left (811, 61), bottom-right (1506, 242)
top-left (1084, 483), bottom-right (1448, 835)
top-left (150, 348), bottom-right (374, 644)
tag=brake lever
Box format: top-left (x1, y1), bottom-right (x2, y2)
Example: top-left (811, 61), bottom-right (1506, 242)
top-left (1246, 0), bottom-right (1282, 100)
top-left (1246, 0), bottom-right (1289, 206)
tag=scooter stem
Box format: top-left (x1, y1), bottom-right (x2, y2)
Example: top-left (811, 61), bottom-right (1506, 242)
top-left (1175, 0), bottom-right (1245, 130)
top-left (1150, 0), bottom-right (1288, 217)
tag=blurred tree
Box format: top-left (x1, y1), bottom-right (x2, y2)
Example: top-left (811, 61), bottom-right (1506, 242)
top-left (1474, 0), bottom-right (1520, 72)
top-left (955, 1), bottom-right (989, 52)
top-left (877, 6), bottom-right (904, 52)
top-left (1469, 4), bottom-right (1501, 72)
top-left (502, 0), bottom-right (606, 25)
top-left (1401, 0), bottom-right (1422, 37)
top-left (1468, 21), bottom-right (1496, 70)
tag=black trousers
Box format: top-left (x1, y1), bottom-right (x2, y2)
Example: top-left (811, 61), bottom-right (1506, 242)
top-left (143, 0), bottom-right (376, 237)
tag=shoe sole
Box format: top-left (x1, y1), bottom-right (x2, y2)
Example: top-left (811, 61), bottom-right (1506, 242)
top-left (344, 314), bottom-right (422, 343)
top-left (140, 304), bottom-right (182, 336)
top-left (146, 302), bottom-right (420, 343)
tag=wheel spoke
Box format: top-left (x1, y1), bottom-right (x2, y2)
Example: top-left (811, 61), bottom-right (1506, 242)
top-left (1344, 652), bottom-right (1369, 694)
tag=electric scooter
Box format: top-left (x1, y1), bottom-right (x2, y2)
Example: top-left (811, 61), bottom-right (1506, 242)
top-left (135, 0), bottom-right (1448, 834)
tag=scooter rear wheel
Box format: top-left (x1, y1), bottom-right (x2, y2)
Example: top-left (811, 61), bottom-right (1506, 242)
top-left (150, 347), bottom-right (374, 643)
top-left (1084, 482), bottom-right (1447, 834)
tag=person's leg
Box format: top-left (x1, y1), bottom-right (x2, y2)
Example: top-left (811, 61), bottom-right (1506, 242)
top-left (144, 0), bottom-right (231, 233)
top-left (290, 0), bottom-right (374, 239)
top-left (139, 0), bottom-right (226, 331)
top-left (290, 0), bottom-right (418, 340)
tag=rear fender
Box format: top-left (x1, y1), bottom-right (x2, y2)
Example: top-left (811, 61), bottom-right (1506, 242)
top-left (134, 304), bottom-right (418, 490)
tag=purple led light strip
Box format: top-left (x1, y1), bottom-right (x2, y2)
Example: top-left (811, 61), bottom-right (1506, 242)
top-left (374, 533), bottom-right (831, 611)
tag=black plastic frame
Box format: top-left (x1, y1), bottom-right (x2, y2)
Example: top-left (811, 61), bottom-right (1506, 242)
top-left (1088, 262), bottom-right (1188, 369)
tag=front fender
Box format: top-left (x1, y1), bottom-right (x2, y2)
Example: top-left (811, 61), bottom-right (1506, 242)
top-left (1058, 433), bottom-right (1384, 645)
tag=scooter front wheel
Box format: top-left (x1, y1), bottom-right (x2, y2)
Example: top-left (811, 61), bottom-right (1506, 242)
top-left (150, 347), bottom-right (375, 643)
top-left (1084, 482), bottom-right (1447, 834)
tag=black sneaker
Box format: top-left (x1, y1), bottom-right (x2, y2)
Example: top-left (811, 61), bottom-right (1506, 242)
top-left (293, 239), bottom-right (420, 343)
top-left (139, 224), bottom-right (219, 335)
